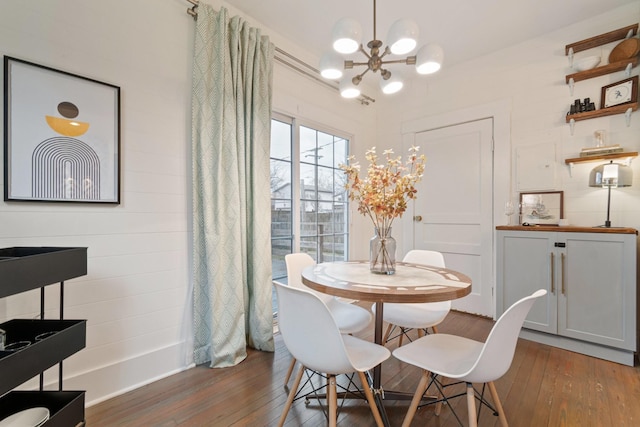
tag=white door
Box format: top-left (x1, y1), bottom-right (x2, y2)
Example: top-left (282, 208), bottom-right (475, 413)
top-left (406, 118), bottom-right (494, 316)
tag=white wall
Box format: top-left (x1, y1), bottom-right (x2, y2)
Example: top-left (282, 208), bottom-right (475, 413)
top-left (0, 0), bottom-right (378, 406)
top-left (380, 2), bottom-right (640, 232)
top-left (0, 0), bottom-right (195, 404)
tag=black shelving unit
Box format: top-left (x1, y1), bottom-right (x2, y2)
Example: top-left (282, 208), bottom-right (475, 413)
top-left (0, 247), bottom-right (87, 427)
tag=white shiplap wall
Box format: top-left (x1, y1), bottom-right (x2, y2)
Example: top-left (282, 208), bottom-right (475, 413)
top-left (0, 0), bottom-right (195, 404)
top-left (380, 2), bottom-right (640, 231)
top-left (0, 0), bottom-right (378, 406)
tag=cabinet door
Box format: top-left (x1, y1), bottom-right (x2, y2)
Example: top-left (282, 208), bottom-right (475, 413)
top-left (497, 231), bottom-right (556, 333)
top-left (559, 232), bottom-right (636, 350)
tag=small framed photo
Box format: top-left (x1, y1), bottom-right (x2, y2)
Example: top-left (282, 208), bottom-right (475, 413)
top-left (519, 191), bottom-right (564, 226)
top-left (3, 56), bottom-right (120, 203)
top-left (600, 75), bottom-right (638, 109)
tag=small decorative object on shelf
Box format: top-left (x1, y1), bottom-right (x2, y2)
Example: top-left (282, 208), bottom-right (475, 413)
top-left (568, 97), bottom-right (596, 116)
top-left (594, 129), bottom-right (607, 147)
top-left (341, 146), bottom-right (426, 274)
top-left (601, 76), bottom-right (638, 109)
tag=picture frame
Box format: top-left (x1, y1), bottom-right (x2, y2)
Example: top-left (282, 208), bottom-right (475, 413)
top-left (3, 56), bottom-right (120, 203)
top-left (600, 75), bottom-right (638, 109)
top-left (519, 191), bottom-right (564, 226)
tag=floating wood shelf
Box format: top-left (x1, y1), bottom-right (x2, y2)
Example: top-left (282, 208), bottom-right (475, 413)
top-left (564, 151), bottom-right (638, 165)
top-left (565, 102), bottom-right (638, 123)
top-left (566, 57), bottom-right (638, 84)
top-left (565, 24), bottom-right (639, 55)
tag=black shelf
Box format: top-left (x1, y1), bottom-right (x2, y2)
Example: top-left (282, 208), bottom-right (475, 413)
top-left (0, 319), bottom-right (87, 396)
top-left (0, 246), bottom-right (88, 426)
top-left (0, 247), bottom-right (87, 298)
top-left (0, 391), bottom-right (85, 427)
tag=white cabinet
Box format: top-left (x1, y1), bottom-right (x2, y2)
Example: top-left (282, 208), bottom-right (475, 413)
top-left (496, 227), bottom-right (637, 366)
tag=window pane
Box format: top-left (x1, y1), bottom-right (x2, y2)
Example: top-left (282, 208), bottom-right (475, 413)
top-left (271, 238), bottom-right (292, 280)
top-left (300, 163), bottom-right (316, 198)
top-left (334, 170), bottom-right (347, 202)
top-left (271, 159), bottom-right (291, 198)
top-left (316, 131), bottom-right (334, 168)
top-left (334, 136), bottom-right (348, 168)
top-left (318, 166), bottom-right (333, 196)
top-left (300, 202), bottom-right (317, 236)
top-left (319, 235), bottom-right (334, 263)
top-left (300, 236), bottom-right (318, 260)
top-left (271, 120), bottom-right (292, 160)
top-left (333, 202), bottom-right (347, 233)
top-left (271, 207), bottom-right (292, 237)
top-left (300, 126), bottom-right (317, 163)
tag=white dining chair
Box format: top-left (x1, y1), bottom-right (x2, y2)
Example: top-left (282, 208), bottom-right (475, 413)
top-left (282, 253), bottom-right (373, 386)
top-left (393, 289), bottom-right (547, 427)
top-left (372, 249), bottom-right (450, 346)
top-left (274, 281), bottom-right (390, 427)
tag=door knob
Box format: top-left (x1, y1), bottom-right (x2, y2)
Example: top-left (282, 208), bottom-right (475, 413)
top-left (413, 215), bottom-right (423, 222)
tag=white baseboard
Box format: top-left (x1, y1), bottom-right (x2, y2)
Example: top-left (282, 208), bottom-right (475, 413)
top-left (61, 342), bottom-right (194, 406)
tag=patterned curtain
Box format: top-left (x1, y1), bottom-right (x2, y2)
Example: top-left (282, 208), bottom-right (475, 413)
top-left (191, 4), bottom-right (275, 368)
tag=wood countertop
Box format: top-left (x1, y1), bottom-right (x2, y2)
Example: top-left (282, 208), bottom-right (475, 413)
top-left (496, 225), bottom-right (638, 234)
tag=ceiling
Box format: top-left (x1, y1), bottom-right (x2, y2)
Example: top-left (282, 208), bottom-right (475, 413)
top-left (225, 0), bottom-right (637, 71)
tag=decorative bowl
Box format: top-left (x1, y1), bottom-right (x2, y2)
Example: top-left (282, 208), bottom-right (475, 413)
top-left (573, 55), bottom-right (601, 72)
top-left (609, 38), bottom-right (640, 63)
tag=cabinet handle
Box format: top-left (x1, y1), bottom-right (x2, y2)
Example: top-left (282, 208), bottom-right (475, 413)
top-left (550, 252), bottom-right (555, 294)
top-left (561, 253), bottom-right (566, 295)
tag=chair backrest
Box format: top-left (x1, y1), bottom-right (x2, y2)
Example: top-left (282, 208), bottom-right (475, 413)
top-left (402, 250), bottom-right (451, 310)
top-left (462, 289), bottom-right (547, 383)
top-left (285, 253), bottom-right (332, 303)
top-left (274, 281), bottom-right (356, 374)
top-left (403, 250), bottom-right (446, 268)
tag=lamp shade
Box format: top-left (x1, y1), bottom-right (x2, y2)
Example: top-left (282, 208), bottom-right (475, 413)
top-left (589, 162), bottom-right (633, 188)
top-left (332, 18), bottom-right (362, 54)
top-left (319, 52), bottom-right (344, 79)
top-left (387, 18), bottom-right (419, 55)
top-left (415, 43), bottom-right (444, 74)
top-left (380, 73), bottom-right (403, 94)
top-left (339, 76), bottom-right (361, 98)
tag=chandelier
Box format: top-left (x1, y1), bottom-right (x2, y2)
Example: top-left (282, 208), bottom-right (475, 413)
top-left (319, 0), bottom-right (444, 98)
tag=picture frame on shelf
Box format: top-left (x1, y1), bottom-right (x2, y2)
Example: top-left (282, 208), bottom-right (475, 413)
top-left (3, 56), bottom-right (121, 203)
top-left (600, 75), bottom-right (638, 109)
top-left (519, 191), bottom-right (564, 226)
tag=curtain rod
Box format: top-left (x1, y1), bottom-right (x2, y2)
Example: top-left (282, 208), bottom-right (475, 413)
top-left (183, 0), bottom-right (374, 106)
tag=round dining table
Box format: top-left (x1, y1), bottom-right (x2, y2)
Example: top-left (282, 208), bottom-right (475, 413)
top-left (301, 260), bottom-right (472, 426)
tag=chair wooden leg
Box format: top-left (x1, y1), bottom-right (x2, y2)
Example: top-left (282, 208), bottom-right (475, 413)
top-left (283, 358), bottom-right (296, 386)
top-left (358, 371), bottom-right (384, 427)
top-left (488, 381), bottom-right (508, 427)
top-left (399, 328), bottom-right (405, 346)
top-left (417, 328), bottom-right (425, 338)
top-left (435, 375), bottom-right (447, 416)
top-left (382, 323), bottom-right (394, 344)
top-left (466, 383), bottom-right (478, 427)
top-left (401, 370), bottom-right (430, 427)
top-left (278, 365), bottom-right (305, 427)
top-left (431, 325), bottom-right (439, 334)
top-left (328, 374), bottom-right (337, 427)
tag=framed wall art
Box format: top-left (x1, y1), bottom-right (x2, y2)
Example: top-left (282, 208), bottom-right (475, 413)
top-left (3, 56), bottom-right (120, 203)
top-left (519, 191), bottom-right (564, 226)
top-left (600, 75), bottom-right (638, 109)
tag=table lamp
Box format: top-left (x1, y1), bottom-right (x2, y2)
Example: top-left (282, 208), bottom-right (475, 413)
top-left (588, 161), bottom-right (632, 227)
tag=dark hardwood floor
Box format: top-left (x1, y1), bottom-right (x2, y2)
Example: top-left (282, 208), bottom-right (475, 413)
top-left (85, 308), bottom-right (640, 426)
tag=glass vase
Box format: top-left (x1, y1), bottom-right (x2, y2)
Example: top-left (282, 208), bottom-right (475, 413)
top-left (369, 227), bottom-right (396, 274)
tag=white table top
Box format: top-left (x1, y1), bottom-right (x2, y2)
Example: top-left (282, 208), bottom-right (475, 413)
top-left (302, 260), bottom-right (472, 304)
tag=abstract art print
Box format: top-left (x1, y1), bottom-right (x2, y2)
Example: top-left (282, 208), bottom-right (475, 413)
top-left (3, 56), bottom-right (120, 203)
